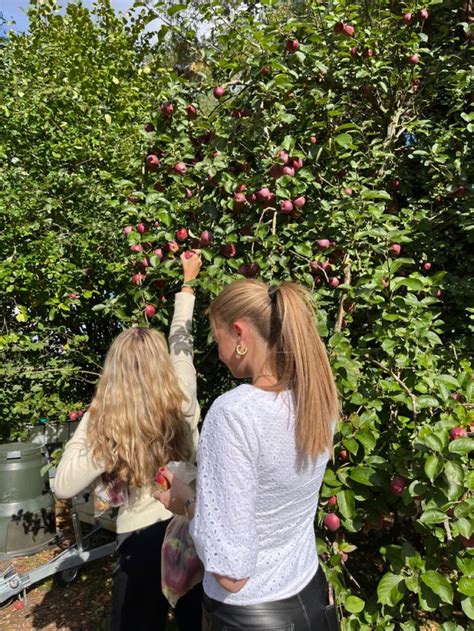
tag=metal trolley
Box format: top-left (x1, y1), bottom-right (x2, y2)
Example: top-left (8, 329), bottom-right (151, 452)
top-left (0, 490), bottom-right (117, 608)
top-left (0, 422), bottom-right (117, 608)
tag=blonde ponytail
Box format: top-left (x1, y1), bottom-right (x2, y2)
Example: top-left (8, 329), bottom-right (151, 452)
top-left (209, 280), bottom-right (339, 457)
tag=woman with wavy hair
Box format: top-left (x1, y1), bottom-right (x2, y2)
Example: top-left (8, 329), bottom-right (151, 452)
top-left (54, 252), bottom-right (203, 631)
top-left (156, 279), bottom-right (340, 630)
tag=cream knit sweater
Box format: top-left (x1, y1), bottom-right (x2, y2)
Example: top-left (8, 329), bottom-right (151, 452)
top-left (54, 292), bottom-right (200, 533)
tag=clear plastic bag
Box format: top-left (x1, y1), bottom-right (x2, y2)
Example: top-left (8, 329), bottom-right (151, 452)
top-left (161, 515), bottom-right (203, 607)
top-left (94, 472), bottom-right (128, 516)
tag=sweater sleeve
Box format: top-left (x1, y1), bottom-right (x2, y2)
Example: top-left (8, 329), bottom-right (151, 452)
top-left (53, 414), bottom-right (104, 499)
top-left (169, 292), bottom-right (200, 451)
top-left (190, 395), bottom-right (259, 579)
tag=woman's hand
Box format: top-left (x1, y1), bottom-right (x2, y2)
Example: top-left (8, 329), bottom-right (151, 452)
top-left (181, 250), bottom-right (202, 283)
top-left (154, 466), bottom-right (194, 516)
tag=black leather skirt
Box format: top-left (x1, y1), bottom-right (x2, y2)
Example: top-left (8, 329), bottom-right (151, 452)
top-left (202, 565), bottom-right (339, 631)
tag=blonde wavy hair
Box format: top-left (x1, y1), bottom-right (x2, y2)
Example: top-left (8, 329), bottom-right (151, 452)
top-left (87, 327), bottom-right (192, 487)
top-left (209, 280), bottom-right (340, 457)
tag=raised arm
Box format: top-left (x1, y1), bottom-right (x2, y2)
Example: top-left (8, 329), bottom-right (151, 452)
top-left (168, 251), bottom-right (202, 450)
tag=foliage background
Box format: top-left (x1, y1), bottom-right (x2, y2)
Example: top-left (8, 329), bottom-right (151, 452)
top-left (0, 0), bottom-right (472, 628)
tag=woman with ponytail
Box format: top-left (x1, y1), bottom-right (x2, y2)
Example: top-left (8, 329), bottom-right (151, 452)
top-left (156, 279), bottom-right (340, 630)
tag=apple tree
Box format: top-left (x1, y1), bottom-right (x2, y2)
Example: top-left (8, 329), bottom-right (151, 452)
top-left (0, 0), bottom-right (472, 627)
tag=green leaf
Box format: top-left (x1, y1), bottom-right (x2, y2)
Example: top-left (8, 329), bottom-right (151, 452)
top-left (416, 395), bottom-right (440, 409)
top-left (448, 438), bottom-right (474, 455)
top-left (424, 454), bottom-right (443, 482)
top-left (344, 595), bottom-right (365, 613)
top-left (418, 509), bottom-right (447, 525)
top-left (377, 572), bottom-right (405, 606)
top-left (336, 489), bottom-right (355, 520)
top-left (421, 571), bottom-right (453, 604)
top-left (458, 577), bottom-right (474, 597)
top-left (444, 461), bottom-right (464, 486)
top-left (461, 596), bottom-right (474, 620)
top-left (334, 133), bottom-right (353, 148)
top-left (349, 466), bottom-right (378, 486)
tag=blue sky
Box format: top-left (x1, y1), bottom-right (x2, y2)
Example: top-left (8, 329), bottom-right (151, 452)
top-left (1, 0), bottom-right (135, 33)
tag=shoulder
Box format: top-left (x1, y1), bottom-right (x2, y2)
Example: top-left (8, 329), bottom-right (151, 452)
top-left (207, 384), bottom-right (260, 418)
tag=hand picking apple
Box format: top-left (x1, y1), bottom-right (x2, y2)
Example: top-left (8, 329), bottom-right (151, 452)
top-left (154, 466), bottom-right (195, 517)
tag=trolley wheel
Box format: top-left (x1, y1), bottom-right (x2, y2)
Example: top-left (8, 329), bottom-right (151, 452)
top-left (55, 567), bottom-right (80, 586)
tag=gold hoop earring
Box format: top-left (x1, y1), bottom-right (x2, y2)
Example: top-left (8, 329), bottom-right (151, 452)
top-left (235, 344), bottom-right (248, 357)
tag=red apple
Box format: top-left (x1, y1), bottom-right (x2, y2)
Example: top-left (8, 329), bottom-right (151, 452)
top-left (339, 551), bottom-right (349, 563)
top-left (246, 192), bottom-right (257, 204)
top-left (154, 470), bottom-right (170, 491)
top-left (186, 104), bottom-right (197, 119)
top-left (221, 243), bottom-right (237, 257)
top-left (328, 277), bottom-right (340, 288)
top-left (390, 476), bottom-right (407, 496)
top-left (278, 150), bottom-right (290, 164)
top-left (131, 273), bottom-right (146, 285)
top-left (270, 164), bottom-right (284, 179)
top-left (418, 8), bottom-right (429, 21)
top-left (144, 304), bottom-right (156, 318)
top-left (260, 66), bottom-right (271, 75)
top-left (363, 48), bottom-right (375, 58)
top-left (213, 86), bottom-right (225, 99)
top-left (128, 194), bottom-right (139, 204)
top-left (123, 226), bottom-right (133, 235)
top-left (176, 227), bottom-right (188, 241)
top-left (324, 513), bottom-right (341, 531)
top-left (315, 239), bottom-right (331, 249)
top-left (381, 278), bottom-right (390, 289)
top-left (291, 157), bottom-right (304, 171)
top-left (152, 248), bottom-right (164, 260)
top-left (139, 257), bottom-right (150, 269)
top-left (310, 135), bottom-right (317, 144)
top-left (423, 262), bottom-right (431, 271)
top-left (339, 449), bottom-right (349, 462)
top-left (146, 154), bottom-right (160, 171)
top-left (282, 166), bottom-right (295, 177)
top-left (328, 495), bottom-right (337, 507)
top-left (173, 162), bottom-right (187, 175)
top-left (256, 187), bottom-right (272, 201)
top-left (130, 244), bottom-right (143, 252)
top-left (334, 22), bottom-right (344, 35)
top-left (403, 12), bottom-right (414, 25)
top-left (185, 188), bottom-right (193, 199)
top-left (344, 187), bottom-right (353, 196)
top-left (160, 102), bottom-right (173, 118)
top-left (200, 230), bottom-right (213, 245)
top-left (279, 200), bottom-right (294, 214)
top-left (167, 241), bottom-right (179, 253)
top-left (136, 223), bottom-right (147, 234)
top-left (389, 243), bottom-right (401, 256)
top-left (233, 192), bottom-right (247, 212)
top-left (409, 54), bottom-right (420, 65)
top-left (293, 196), bottom-right (306, 208)
top-left (343, 24), bottom-right (355, 37)
top-left (450, 427), bottom-right (467, 440)
top-left (144, 122), bottom-right (155, 132)
top-left (350, 46), bottom-right (358, 58)
top-left (286, 38), bottom-right (299, 52)
top-left (183, 251), bottom-right (195, 260)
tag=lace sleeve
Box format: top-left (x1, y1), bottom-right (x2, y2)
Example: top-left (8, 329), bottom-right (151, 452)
top-left (190, 395), bottom-right (259, 579)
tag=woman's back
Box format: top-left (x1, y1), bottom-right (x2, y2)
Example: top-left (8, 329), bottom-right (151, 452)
top-left (191, 383), bottom-right (330, 605)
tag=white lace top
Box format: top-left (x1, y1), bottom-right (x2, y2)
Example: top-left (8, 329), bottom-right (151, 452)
top-left (190, 384), bottom-right (330, 605)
